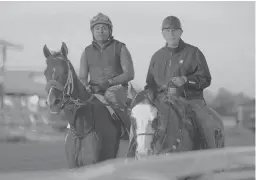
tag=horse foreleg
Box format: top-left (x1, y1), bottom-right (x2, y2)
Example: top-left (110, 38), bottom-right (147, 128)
top-left (65, 130), bottom-right (79, 168)
top-left (98, 128), bottom-right (121, 162)
top-left (81, 132), bottom-right (103, 164)
top-left (65, 130), bottom-right (103, 168)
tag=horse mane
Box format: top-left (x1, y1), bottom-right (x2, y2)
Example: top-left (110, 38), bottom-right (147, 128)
top-left (130, 90), bottom-right (156, 110)
top-left (66, 59), bottom-right (91, 100)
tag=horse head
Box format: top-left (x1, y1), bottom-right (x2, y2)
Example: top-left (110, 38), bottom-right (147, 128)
top-left (43, 42), bottom-right (91, 114)
top-left (129, 89), bottom-right (161, 158)
top-left (129, 84), bottom-right (185, 159)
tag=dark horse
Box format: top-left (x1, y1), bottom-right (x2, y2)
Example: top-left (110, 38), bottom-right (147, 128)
top-left (127, 88), bottom-right (225, 159)
top-left (43, 42), bottom-right (122, 168)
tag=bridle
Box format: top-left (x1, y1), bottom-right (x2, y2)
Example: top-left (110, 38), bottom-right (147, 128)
top-left (45, 56), bottom-right (94, 111)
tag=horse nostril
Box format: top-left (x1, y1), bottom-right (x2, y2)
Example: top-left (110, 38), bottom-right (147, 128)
top-left (54, 99), bottom-right (61, 105)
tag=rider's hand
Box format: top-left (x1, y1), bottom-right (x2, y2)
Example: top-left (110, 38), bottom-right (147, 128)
top-left (90, 85), bottom-right (100, 94)
top-left (98, 80), bottom-right (110, 92)
top-left (168, 87), bottom-right (177, 94)
top-left (84, 84), bottom-right (90, 90)
top-left (170, 76), bottom-right (187, 87)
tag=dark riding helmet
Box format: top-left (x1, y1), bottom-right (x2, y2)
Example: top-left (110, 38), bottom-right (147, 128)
top-left (162, 16), bottom-right (182, 30)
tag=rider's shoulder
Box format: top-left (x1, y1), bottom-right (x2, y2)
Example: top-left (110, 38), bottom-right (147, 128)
top-left (151, 46), bottom-right (169, 60)
top-left (183, 41), bottom-right (201, 53)
top-left (113, 39), bottom-right (126, 46)
top-left (84, 44), bottom-right (93, 52)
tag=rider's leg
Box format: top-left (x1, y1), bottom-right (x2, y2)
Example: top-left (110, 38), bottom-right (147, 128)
top-left (188, 99), bottom-right (217, 149)
top-left (104, 85), bottom-right (128, 109)
top-left (104, 85), bottom-right (130, 135)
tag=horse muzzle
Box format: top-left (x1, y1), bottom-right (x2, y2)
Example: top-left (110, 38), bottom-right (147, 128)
top-left (135, 150), bottom-right (153, 160)
top-left (46, 88), bottom-right (59, 105)
top-left (46, 88), bottom-right (64, 114)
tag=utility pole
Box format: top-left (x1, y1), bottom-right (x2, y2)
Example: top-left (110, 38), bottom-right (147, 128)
top-left (0, 39), bottom-right (23, 109)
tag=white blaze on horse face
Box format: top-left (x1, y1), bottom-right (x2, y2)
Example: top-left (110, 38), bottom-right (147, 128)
top-left (47, 67), bottom-right (57, 106)
top-left (46, 87), bottom-right (55, 106)
top-left (131, 103), bottom-right (158, 155)
top-left (47, 87), bottom-right (59, 114)
top-left (46, 87), bottom-right (52, 105)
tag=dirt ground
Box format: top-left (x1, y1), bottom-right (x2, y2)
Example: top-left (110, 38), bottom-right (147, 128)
top-left (0, 125), bottom-right (254, 173)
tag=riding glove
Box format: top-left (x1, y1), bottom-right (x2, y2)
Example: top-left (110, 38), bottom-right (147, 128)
top-left (98, 80), bottom-right (111, 92)
top-left (171, 76), bottom-right (187, 87)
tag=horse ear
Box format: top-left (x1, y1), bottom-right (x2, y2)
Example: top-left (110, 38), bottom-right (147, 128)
top-left (130, 82), bottom-right (138, 98)
top-left (43, 45), bottom-right (51, 58)
top-left (61, 42), bottom-right (68, 58)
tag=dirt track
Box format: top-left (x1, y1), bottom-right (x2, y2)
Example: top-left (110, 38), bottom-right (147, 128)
top-left (0, 127), bottom-right (254, 172)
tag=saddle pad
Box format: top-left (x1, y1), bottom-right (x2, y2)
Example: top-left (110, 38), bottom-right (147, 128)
top-left (66, 94), bottom-right (117, 129)
top-left (93, 94), bottom-right (116, 116)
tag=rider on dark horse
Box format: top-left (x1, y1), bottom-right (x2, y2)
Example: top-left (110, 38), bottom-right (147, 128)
top-left (144, 15), bottom-right (216, 149)
top-left (79, 12), bottom-right (135, 135)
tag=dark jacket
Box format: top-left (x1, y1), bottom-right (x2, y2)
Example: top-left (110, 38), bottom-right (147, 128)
top-left (144, 39), bottom-right (211, 100)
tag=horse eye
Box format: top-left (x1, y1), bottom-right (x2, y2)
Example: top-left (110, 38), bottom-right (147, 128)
top-left (64, 94), bottom-right (70, 98)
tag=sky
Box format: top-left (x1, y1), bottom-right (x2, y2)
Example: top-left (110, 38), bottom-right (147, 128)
top-left (0, 1), bottom-right (255, 97)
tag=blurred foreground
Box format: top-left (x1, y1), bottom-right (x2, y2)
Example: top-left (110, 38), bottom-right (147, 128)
top-left (0, 93), bottom-right (254, 173)
top-left (0, 145), bottom-right (254, 180)
top-left (0, 117), bottom-right (254, 172)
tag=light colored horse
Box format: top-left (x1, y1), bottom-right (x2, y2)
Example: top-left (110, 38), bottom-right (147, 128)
top-left (128, 85), bottom-right (225, 159)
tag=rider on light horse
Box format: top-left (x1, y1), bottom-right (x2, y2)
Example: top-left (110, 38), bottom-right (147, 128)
top-left (144, 15), bottom-right (216, 149)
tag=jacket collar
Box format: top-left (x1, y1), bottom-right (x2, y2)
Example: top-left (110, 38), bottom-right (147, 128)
top-left (165, 38), bottom-right (186, 54)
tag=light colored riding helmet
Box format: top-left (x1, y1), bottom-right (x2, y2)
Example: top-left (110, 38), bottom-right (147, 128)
top-left (90, 12), bottom-right (113, 31)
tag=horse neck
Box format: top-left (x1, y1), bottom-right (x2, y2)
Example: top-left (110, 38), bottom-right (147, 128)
top-left (69, 71), bottom-right (91, 101)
